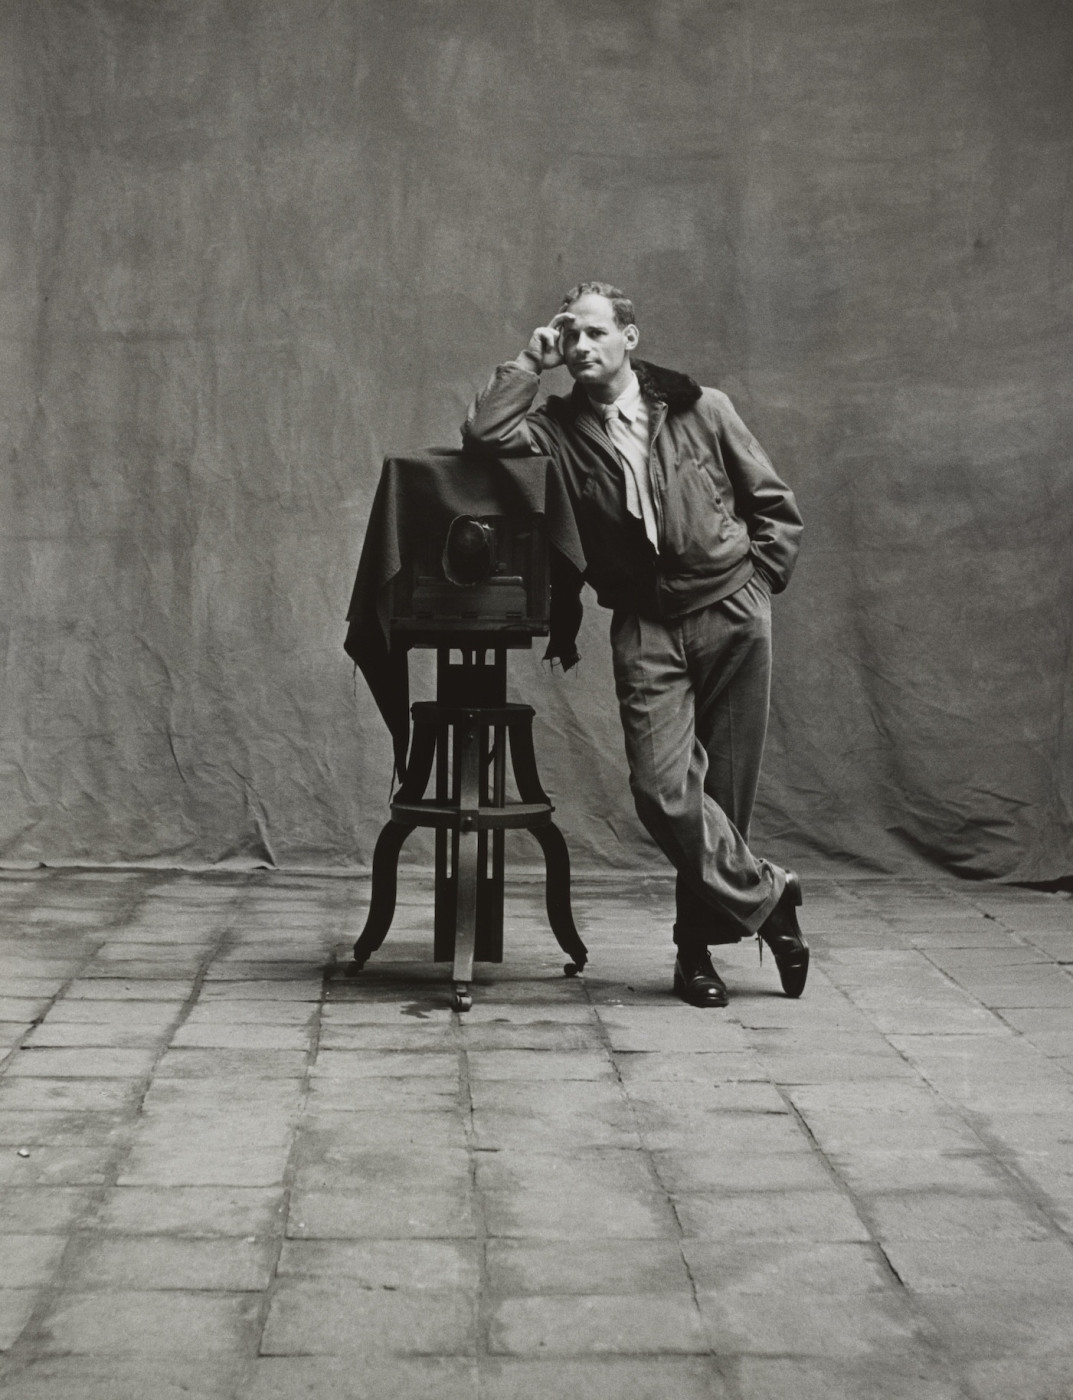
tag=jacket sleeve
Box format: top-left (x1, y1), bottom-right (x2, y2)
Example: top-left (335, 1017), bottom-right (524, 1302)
top-left (462, 361), bottom-right (553, 456)
top-left (712, 391), bottom-right (803, 595)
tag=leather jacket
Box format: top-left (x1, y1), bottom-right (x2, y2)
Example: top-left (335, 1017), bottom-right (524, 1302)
top-left (462, 357), bottom-right (802, 620)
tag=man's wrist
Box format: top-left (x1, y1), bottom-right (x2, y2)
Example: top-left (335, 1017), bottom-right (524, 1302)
top-left (514, 350), bottom-right (543, 374)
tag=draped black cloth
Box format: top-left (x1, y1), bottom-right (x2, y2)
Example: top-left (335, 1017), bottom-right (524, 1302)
top-left (344, 450), bottom-right (586, 776)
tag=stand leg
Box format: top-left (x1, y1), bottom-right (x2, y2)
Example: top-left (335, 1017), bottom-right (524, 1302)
top-left (353, 819), bottom-right (413, 968)
top-left (451, 713), bottom-right (482, 1011)
top-left (530, 821), bottom-right (588, 974)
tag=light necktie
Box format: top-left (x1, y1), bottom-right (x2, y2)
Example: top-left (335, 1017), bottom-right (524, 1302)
top-left (602, 404), bottom-right (659, 551)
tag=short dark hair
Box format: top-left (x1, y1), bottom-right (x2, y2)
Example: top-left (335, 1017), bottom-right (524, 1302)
top-left (559, 281), bottom-right (636, 329)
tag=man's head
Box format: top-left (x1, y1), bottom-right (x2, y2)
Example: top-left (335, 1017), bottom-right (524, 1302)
top-left (556, 281), bottom-right (639, 401)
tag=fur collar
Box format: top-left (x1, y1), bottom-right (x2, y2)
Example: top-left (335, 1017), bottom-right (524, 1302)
top-left (561, 358), bottom-right (703, 418)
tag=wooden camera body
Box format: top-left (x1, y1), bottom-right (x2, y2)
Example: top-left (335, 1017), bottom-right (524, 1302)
top-left (389, 511), bottom-right (550, 646)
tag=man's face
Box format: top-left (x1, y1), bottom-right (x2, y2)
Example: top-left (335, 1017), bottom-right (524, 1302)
top-left (559, 293), bottom-right (638, 390)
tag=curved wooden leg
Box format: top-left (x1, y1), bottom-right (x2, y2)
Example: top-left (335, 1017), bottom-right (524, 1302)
top-left (530, 821), bottom-right (588, 973)
top-left (353, 818), bottom-right (413, 967)
top-left (507, 713), bottom-right (550, 804)
top-left (450, 714), bottom-right (482, 1008)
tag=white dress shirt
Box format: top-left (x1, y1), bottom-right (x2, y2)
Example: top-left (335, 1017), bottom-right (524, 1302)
top-left (588, 372), bottom-right (659, 552)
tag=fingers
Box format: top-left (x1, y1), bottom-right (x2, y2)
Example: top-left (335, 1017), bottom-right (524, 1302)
top-left (549, 312), bottom-right (577, 332)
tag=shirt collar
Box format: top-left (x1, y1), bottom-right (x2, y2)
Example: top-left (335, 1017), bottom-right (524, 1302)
top-left (588, 371), bottom-right (642, 424)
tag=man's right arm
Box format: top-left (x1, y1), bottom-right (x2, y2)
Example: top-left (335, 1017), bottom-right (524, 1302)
top-left (461, 317), bottom-right (573, 455)
top-left (462, 357), bottom-right (546, 456)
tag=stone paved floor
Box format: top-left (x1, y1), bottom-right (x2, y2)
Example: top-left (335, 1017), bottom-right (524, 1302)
top-left (0, 867), bottom-right (1071, 1399)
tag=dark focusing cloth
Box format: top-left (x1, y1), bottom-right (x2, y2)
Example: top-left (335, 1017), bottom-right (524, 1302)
top-left (344, 449), bottom-right (587, 777)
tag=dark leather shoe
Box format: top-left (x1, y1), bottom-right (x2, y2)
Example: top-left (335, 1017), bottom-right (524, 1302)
top-left (673, 947), bottom-right (729, 1008)
top-left (757, 872), bottom-right (809, 998)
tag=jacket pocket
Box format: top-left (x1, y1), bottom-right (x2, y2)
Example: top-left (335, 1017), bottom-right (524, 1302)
top-left (660, 458), bottom-right (737, 566)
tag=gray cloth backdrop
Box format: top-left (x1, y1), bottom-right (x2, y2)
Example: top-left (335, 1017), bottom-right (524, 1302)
top-left (2, 0), bottom-right (1070, 883)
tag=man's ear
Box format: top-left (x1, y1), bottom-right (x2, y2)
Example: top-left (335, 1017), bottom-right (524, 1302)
top-left (624, 323), bottom-right (640, 350)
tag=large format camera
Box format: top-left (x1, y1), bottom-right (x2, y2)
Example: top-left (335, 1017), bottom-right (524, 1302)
top-left (389, 512), bottom-right (550, 641)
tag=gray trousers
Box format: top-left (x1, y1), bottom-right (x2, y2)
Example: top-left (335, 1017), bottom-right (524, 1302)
top-left (610, 575), bottom-right (786, 945)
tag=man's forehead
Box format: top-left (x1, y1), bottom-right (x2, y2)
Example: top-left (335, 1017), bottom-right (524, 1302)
top-left (562, 293), bottom-right (617, 326)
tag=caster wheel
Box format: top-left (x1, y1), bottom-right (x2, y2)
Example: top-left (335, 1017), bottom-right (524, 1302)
top-left (350, 957), bottom-right (366, 974)
top-left (563, 962), bottom-right (579, 977)
top-left (453, 987), bottom-right (472, 1013)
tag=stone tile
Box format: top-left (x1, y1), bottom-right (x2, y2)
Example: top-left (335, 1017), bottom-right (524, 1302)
top-left (652, 1148), bottom-right (833, 1193)
top-left (696, 1284), bottom-right (918, 1356)
top-left (306, 1024), bottom-right (458, 1051)
top-left (293, 1138), bottom-right (470, 1192)
top-left (467, 1079), bottom-right (628, 1117)
top-left (478, 1358), bottom-right (726, 1400)
top-left (168, 1022), bottom-right (313, 1050)
top-left (5, 1048), bottom-right (157, 1078)
top-left (465, 1050), bottom-right (614, 1081)
top-left (0, 1356), bottom-right (243, 1400)
top-left (457, 1022), bottom-right (607, 1052)
top-left (301, 1047), bottom-right (457, 1077)
top-left (734, 1357), bottom-right (963, 1400)
top-left (613, 1051), bottom-right (767, 1083)
top-left (36, 1289), bottom-right (259, 1355)
top-left (487, 1293), bottom-right (708, 1355)
top-left (140, 1077), bottom-right (300, 1115)
top-left (62, 980), bottom-right (193, 1002)
top-left (484, 1183), bottom-right (676, 1241)
top-left (66, 1236), bottom-right (275, 1291)
top-left (637, 1107), bottom-right (809, 1154)
top-left (0, 1290), bottom-right (41, 1351)
top-left (486, 1239), bottom-right (690, 1295)
top-left (925, 947), bottom-right (1052, 971)
top-left (0, 1112), bottom-right (126, 1150)
top-left (39, 1000), bottom-right (180, 1027)
top-left (673, 1189), bottom-right (871, 1242)
top-left (277, 1239), bottom-right (479, 1291)
top-left (622, 1078), bottom-right (789, 1112)
top-left (118, 1140), bottom-right (290, 1188)
top-left (92, 1186), bottom-right (284, 1237)
top-left (797, 1109), bottom-right (983, 1156)
top-left (0, 1143), bottom-right (115, 1186)
top-left (0, 1000), bottom-right (51, 1023)
top-left (260, 1278), bottom-right (475, 1355)
top-left (866, 1191), bottom-right (1053, 1241)
top-left (597, 1010), bottom-right (750, 1053)
top-left (880, 1237), bottom-right (1073, 1293)
top-left (826, 1149), bottom-right (1006, 1194)
top-left (917, 1286), bottom-right (1073, 1359)
top-left (785, 1079), bottom-right (953, 1115)
top-left (306, 1075), bottom-right (453, 1120)
top-left (154, 1049), bottom-right (309, 1079)
top-left (682, 1239), bottom-right (889, 1293)
top-left (286, 1187), bottom-right (476, 1240)
top-left (963, 1354), bottom-right (1073, 1400)
top-left (0, 1236), bottom-right (67, 1288)
top-left (197, 980), bottom-right (324, 1002)
top-left (185, 1001), bottom-right (315, 1025)
top-left (758, 1052), bottom-right (920, 1083)
top-left (93, 942), bottom-right (213, 964)
top-left (236, 1356), bottom-right (478, 1400)
top-left (0, 958), bottom-right (83, 981)
top-left (0, 980), bottom-right (68, 1000)
top-left (0, 1188), bottom-right (95, 1233)
top-left (22, 1021), bottom-right (166, 1049)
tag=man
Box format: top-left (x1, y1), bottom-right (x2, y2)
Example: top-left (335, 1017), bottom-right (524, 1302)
top-left (462, 282), bottom-right (806, 1008)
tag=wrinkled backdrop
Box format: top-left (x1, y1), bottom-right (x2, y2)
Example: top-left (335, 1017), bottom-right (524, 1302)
top-left (2, 0), bottom-right (1071, 882)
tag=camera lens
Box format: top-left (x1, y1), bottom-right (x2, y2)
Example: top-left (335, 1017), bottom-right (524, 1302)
top-left (443, 516), bottom-right (494, 585)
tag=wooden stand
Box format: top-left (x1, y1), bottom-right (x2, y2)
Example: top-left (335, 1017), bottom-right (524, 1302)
top-left (352, 646), bottom-right (587, 1011)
